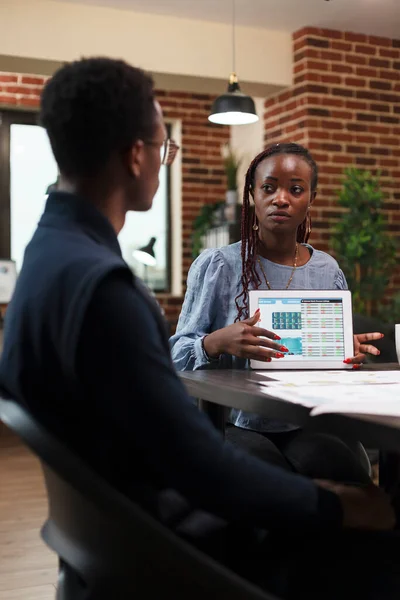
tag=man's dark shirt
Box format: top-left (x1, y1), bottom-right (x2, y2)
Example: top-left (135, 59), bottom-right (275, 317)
top-left (0, 192), bottom-right (342, 537)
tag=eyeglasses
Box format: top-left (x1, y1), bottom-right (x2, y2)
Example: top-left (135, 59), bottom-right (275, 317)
top-left (143, 138), bottom-right (180, 166)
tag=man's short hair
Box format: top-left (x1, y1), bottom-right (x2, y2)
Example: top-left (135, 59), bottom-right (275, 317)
top-left (40, 57), bottom-right (155, 177)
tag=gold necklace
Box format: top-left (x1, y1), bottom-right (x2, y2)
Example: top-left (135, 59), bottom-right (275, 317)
top-left (257, 243), bottom-right (299, 290)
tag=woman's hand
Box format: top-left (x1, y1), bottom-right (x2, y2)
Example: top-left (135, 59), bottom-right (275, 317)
top-left (316, 479), bottom-right (396, 531)
top-left (203, 309), bottom-right (287, 362)
top-left (344, 332), bottom-right (384, 368)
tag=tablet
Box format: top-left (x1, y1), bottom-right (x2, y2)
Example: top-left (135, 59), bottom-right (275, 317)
top-left (249, 290), bottom-right (354, 370)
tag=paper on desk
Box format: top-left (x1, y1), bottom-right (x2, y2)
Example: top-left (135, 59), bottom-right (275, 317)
top-left (256, 374), bottom-right (400, 418)
top-left (255, 370), bottom-right (400, 388)
top-left (309, 384), bottom-right (400, 418)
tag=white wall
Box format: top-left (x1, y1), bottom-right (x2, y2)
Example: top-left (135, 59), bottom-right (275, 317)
top-left (0, 0), bottom-right (292, 87)
top-left (230, 97), bottom-right (265, 198)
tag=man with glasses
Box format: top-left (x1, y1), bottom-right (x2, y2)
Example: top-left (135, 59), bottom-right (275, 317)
top-left (0, 57), bottom-right (399, 599)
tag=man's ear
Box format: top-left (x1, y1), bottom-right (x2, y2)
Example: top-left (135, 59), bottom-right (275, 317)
top-left (128, 139), bottom-right (145, 179)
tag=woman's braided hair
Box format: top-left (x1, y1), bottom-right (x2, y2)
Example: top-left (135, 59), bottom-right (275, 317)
top-left (234, 142), bottom-right (318, 322)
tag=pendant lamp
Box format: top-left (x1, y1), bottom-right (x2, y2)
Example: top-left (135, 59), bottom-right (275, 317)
top-left (208, 0), bottom-right (258, 126)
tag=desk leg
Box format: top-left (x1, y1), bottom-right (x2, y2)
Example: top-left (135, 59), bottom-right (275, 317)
top-left (379, 452), bottom-right (400, 495)
top-left (198, 399), bottom-right (226, 437)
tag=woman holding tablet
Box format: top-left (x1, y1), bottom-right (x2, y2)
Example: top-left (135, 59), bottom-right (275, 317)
top-left (170, 143), bottom-right (381, 480)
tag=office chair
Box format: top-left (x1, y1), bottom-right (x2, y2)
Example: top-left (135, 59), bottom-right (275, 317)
top-left (0, 394), bottom-right (278, 600)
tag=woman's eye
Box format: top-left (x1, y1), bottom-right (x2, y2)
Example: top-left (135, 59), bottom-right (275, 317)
top-left (262, 184), bottom-right (274, 193)
top-left (292, 186), bottom-right (304, 194)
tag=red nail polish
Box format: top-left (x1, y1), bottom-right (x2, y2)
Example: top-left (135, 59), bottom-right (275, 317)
top-left (377, 350), bottom-right (381, 355)
top-left (381, 333), bottom-right (385, 339)
top-left (280, 346), bottom-right (289, 353)
top-left (265, 357), bottom-right (272, 362)
top-left (276, 352), bottom-right (285, 359)
top-left (343, 359), bottom-right (352, 364)
top-left (274, 334), bottom-right (281, 340)
top-left (255, 308), bottom-right (260, 314)
top-left (352, 363), bottom-right (362, 369)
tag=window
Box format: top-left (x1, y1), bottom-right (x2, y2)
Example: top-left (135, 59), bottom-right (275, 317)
top-left (0, 112), bottom-right (173, 292)
top-left (0, 111), bottom-right (58, 269)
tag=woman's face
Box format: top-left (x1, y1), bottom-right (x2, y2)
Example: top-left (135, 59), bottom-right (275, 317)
top-left (252, 153), bottom-right (316, 236)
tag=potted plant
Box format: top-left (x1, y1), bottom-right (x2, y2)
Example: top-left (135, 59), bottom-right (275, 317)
top-left (330, 167), bottom-right (396, 317)
top-left (192, 202), bottom-right (225, 258)
top-left (221, 144), bottom-right (241, 205)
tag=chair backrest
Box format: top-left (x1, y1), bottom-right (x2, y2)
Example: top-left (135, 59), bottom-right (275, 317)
top-left (0, 394), bottom-right (277, 600)
top-left (353, 314), bottom-right (396, 363)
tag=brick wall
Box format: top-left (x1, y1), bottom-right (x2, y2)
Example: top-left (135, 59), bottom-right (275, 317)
top-left (0, 73), bottom-right (229, 325)
top-left (157, 90), bottom-right (229, 324)
top-left (264, 27), bottom-right (400, 290)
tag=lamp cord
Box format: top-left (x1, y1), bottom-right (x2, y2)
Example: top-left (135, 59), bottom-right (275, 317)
top-left (232, 0), bottom-right (236, 74)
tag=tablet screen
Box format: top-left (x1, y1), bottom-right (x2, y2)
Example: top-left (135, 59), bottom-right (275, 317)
top-left (258, 297), bottom-right (345, 361)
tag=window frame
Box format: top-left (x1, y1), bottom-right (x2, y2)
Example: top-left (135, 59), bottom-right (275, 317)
top-left (0, 110), bottom-right (39, 259)
top-left (0, 112), bottom-right (173, 293)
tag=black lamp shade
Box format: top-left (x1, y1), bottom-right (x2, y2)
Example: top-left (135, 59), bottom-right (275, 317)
top-left (209, 79), bottom-right (258, 126)
top-left (133, 237), bottom-right (157, 266)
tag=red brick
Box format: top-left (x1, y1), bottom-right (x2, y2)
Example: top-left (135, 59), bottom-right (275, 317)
top-left (345, 32), bottom-right (367, 43)
top-left (321, 97), bottom-right (344, 107)
top-left (21, 76), bottom-right (44, 85)
top-left (369, 125), bottom-right (391, 134)
top-left (379, 69), bottom-right (400, 81)
top-left (306, 37), bottom-right (330, 49)
top-left (370, 57), bottom-right (391, 68)
top-left (355, 135), bottom-right (377, 144)
top-left (319, 50), bottom-right (343, 62)
top-left (308, 129), bottom-right (331, 140)
top-left (332, 87), bottom-right (354, 98)
top-left (346, 100), bottom-right (367, 110)
top-left (307, 60), bottom-right (326, 70)
top-left (331, 110), bottom-right (353, 119)
top-left (294, 62), bottom-right (306, 74)
top-left (320, 74), bottom-right (342, 85)
top-left (370, 80), bottom-right (392, 90)
top-left (0, 74), bottom-right (18, 83)
top-left (331, 41), bottom-right (352, 52)
top-left (293, 27), bottom-right (319, 41)
top-left (370, 103), bottom-right (390, 113)
top-left (345, 77), bottom-right (366, 87)
top-left (295, 73), bottom-right (320, 84)
top-left (346, 55), bottom-right (367, 66)
top-left (18, 96), bottom-right (40, 107)
top-left (265, 97), bottom-right (277, 108)
top-left (355, 45), bottom-right (377, 56)
top-left (2, 84), bottom-right (40, 95)
top-left (321, 120), bottom-right (343, 130)
top-left (369, 36), bottom-right (392, 47)
top-left (331, 63), bottom-right (353, 74)
top-left (0, 94), bottom-right (17, 104)
top-left (328, 155), bottom-right (347, 164)
top-left (324, 165), bottom-right (344, 174)
top-left (294, 38), bottom-right (307, 53)
top-left (380, 158), bottom-right (400, 167)
top-left (356, 67), bottom-right (378, 78)
top-left (347, 145), bottom-right (367, 154)
top-left (320, 29), bottom-right (343, 40)
top-left (356, 156), bottom-right (377, 166)
top-left (332, 133), bottom-right (354, 142)
top-left (380, 137), bottom-right (399, 146)
top-left (380, 48), bottom-right (400, 59)
top-left (347, 123), bottom-right (368, 132)
top-left (304, 48), bottom-right (320, 59)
